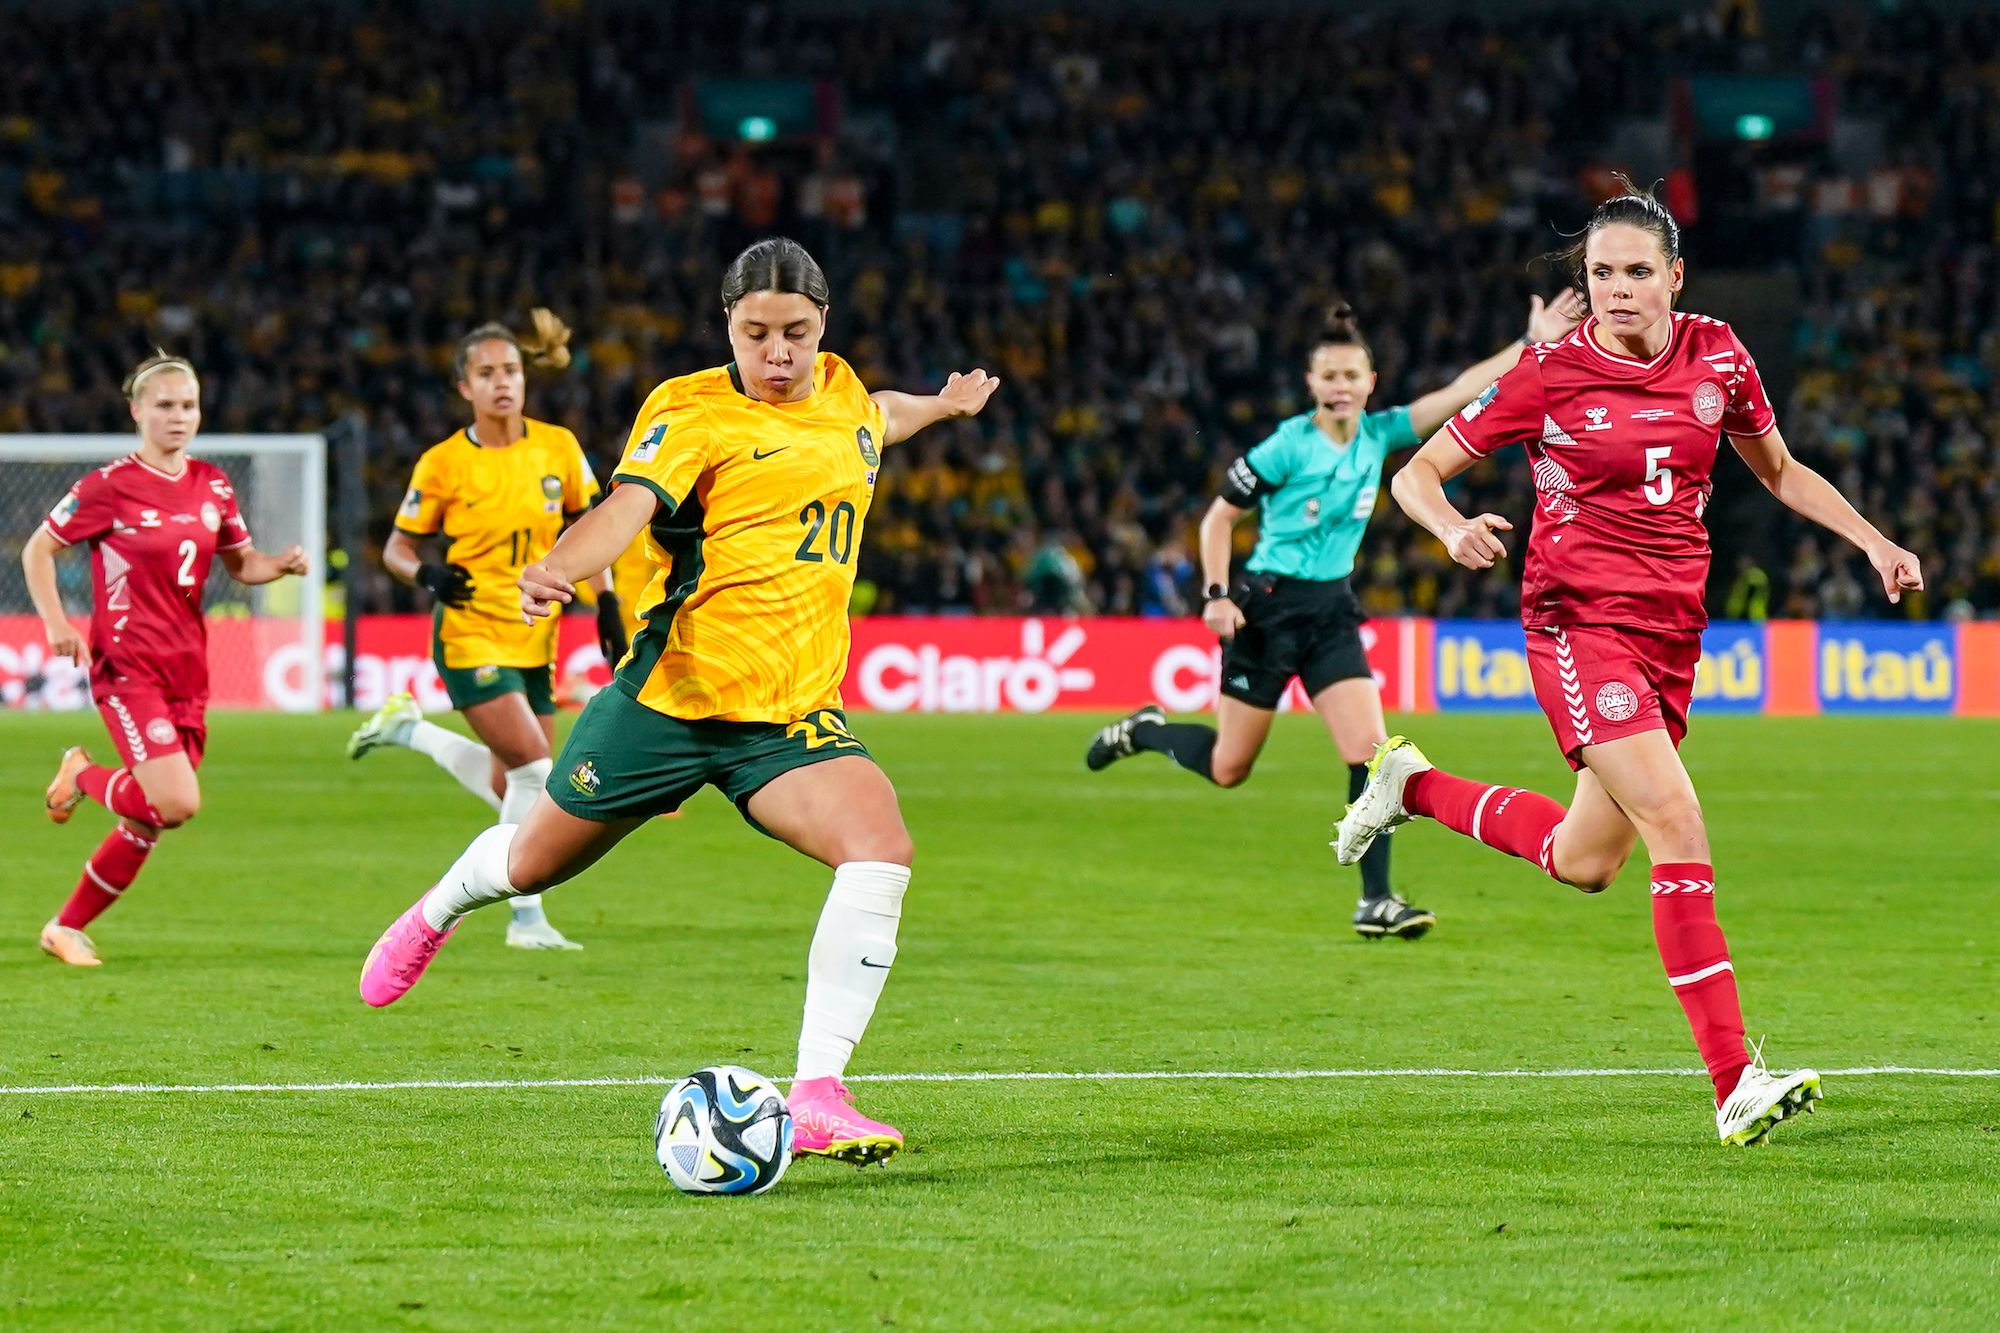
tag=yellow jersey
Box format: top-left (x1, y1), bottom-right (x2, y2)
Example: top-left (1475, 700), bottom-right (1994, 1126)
top-left (395, 418), bottom-right (600, 669)
top-left (611, 353), bottom-right (885, 722)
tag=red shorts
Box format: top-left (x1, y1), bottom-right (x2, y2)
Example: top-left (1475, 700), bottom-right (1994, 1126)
top-left (1524, 625), bottom-right (1701, 771)
top-left (96, 682), bottom-right (207, 771)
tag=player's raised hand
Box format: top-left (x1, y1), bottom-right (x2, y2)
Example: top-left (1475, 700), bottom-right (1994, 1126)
top-left (275, 545), bottom-right (309, 577)
top-left (938, 369), bottom-right (1001, 419)
top-left (1444, 513), bottom-right (1513, 570)
top-left (43, 618), bottom-right (89, 668)
top-left (1866, 539), bottom-right (1925, 605)
top-left (1526, 288), bottom-right (1586, 344)
top-left (519, 561), bottom-right (574, 623)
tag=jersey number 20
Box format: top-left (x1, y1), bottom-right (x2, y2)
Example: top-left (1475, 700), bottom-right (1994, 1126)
top-left (796, 500), bottom-right (857, 565)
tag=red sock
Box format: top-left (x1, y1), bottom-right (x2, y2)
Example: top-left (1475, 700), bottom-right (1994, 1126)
top-left (56, 824), bottom-right (158, 930)
top-left (76, 765), bottom-right (164, 824)
top-left (1405, 768), bottom-right (1567, 878)
top-left (1650, 862), bottom-right (1749, 1105)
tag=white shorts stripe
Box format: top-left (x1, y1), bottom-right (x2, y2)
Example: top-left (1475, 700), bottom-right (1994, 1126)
top-left (1667, 959), bottom-right (1735, 988)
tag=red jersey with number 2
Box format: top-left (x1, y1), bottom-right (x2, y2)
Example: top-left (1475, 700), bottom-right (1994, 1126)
top-left (40, 454), bottom-right (252, 703)
top-left (1444, 312), bottom-right (1775, 631)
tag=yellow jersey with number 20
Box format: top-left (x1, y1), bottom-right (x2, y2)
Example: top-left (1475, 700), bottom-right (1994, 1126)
top-left (610, 353), bottom-right (885, 723)
top-left (395, 418), bottom-right (600, 669)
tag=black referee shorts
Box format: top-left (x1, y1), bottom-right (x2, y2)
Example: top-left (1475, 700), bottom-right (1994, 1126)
top-left (1218, 575), bottom-right (1372, 710)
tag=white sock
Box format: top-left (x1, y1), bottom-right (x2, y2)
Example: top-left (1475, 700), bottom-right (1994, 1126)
top-left (420, 823), bottom-right (521, 930)
top-left (409, 721), bottom-right (500, 813)
top-left (498, 760), bottom-right (552, 922)
top-left (795, 861), bottom-right (909, 1082)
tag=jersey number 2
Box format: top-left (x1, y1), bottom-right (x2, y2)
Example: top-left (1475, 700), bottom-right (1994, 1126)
top-left (796, 500), bottom-right (856, 565)
top-left (177, 539), bottom-right (199, 587)
top-left (1642, 447), bottom-right (1674, 506)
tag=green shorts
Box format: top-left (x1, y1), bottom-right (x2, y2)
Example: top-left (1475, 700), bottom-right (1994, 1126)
top-left (433, 618), bottom-right (556, 716)
top-left (548, 684), bottom-right (872, 826)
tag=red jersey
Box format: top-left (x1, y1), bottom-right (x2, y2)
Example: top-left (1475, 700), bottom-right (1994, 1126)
top-left (40, 454), bottom-right (253, 703)
top-left (1444, 312), bottom-right (1775, 631)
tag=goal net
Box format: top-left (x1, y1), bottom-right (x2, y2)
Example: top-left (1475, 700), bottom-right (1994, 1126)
top-left (0, 434), bottom-right (326, 712)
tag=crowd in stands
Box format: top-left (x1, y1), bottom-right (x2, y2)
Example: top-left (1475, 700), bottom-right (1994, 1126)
top-left (2, 1), bottom-right (1995, 621)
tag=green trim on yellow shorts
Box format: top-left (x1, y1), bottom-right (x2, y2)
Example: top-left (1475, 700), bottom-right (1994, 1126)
top-left (547, 683), bottom-right (870, 828)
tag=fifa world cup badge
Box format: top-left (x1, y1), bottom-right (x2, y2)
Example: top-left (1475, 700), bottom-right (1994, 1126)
top-left (856, 426), bottom-right (880, 467)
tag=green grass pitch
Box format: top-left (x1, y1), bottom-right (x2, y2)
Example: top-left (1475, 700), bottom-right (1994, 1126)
top-left (3, 710), bottom-right (1997, 1329)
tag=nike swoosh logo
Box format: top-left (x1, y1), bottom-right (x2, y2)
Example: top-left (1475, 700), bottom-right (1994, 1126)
top-left (860, 957), bottom-right (891, 969)
top-left (752, 447), bottom-right (788, 460)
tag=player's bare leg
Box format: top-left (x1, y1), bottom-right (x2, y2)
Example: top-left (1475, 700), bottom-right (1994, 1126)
top-left (1314, 679), bottom-right (1431, 939)
top-left (42, 749), bottom-right (196, 966)
top-left (1581, 733), bottom-right (1818, 1143)
top-left (463, 693), bottom-right (578, 949)
top-left (746, 756), bottom-right (913, 1166)
top-left (360, 796), bottom-right (638, 1007)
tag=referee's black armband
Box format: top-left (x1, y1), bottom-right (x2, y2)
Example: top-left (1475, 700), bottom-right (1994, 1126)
top-left (1218, 456), bottom-right (1267, 507)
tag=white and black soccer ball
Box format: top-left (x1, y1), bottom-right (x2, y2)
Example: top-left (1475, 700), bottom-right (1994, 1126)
top-left (654, 1065), bottom-right (793, 1196)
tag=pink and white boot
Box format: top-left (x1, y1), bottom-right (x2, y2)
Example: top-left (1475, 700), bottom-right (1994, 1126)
top-left (788, 1077), bottom-right (902, 1166)
top-left (359, 896), bottom-right (457, 1008)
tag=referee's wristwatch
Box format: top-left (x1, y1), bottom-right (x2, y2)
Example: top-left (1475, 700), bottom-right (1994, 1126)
top-left (1202, 582), bottom-right (1231, 604)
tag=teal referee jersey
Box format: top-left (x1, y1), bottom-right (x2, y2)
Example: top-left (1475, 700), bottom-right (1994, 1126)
top-left (1231, 407), bottom-right (1417, 581)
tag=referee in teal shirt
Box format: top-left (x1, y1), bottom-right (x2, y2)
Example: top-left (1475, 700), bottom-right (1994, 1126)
top-left (1089, 294), bottom-right (1583, 938)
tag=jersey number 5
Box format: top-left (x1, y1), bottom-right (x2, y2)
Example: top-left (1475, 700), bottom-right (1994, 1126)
top-left (1642, 447), bottom-right (1674, 506)
top-left (796, 500), bottom-right (857, 565)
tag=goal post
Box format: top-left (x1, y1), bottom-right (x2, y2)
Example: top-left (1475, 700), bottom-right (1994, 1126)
top-left (0, 434), bottom-right (327, 712)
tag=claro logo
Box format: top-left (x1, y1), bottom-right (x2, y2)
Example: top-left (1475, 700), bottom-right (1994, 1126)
top-left (857, 621), bottom-right (1095, 712)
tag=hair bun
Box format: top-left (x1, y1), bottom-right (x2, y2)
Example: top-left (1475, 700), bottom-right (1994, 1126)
top-left (520, 308), bottom-right (573, 371)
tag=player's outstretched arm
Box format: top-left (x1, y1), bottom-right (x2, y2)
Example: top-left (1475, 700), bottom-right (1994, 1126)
top-left (1403, 290), bottom-right (1584, 440)
top-left (1391, 433), bottom-right (1515, 572)
top-left (871, 369), bottom-right (1002, 447)
top-left (1731, 424), bottom-right (1924, 604)
top-left (21, 527), bottom-right (89, 666)
top-left (520, 482), bottom-right (658, 623)
top-left (219, 544), bottom-right (309, 586)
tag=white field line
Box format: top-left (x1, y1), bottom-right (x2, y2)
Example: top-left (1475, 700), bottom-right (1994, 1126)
top-left (1, 1066), bottom-right (1995, 1097)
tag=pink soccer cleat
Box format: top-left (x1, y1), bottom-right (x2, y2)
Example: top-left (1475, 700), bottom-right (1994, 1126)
top-left (788, 1077), bottom-right (903, 1166)
top-left (359, 897), bottom-right (456, 1008)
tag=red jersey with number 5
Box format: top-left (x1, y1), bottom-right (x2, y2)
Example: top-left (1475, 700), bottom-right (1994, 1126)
top-left (1444, 311), bottom-right (1774, 631)
top-left (40, 454), bottom-right (252, 702)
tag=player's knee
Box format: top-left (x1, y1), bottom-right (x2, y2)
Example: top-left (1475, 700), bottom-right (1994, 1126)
top-left (153, 793), bottom-right (199, 828)
top-left (843, 825), bottom-right (913, 868)
top-left (1639, 796), bottom-right (1708, 859)
top-left (1560, 851), bottom-right (1627, 894)
top-left (1210, 755), bottom-right (1254, 788)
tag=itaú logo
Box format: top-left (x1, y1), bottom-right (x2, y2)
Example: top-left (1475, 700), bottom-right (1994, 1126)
top-left (856, 621), bottom-right (1095, 712)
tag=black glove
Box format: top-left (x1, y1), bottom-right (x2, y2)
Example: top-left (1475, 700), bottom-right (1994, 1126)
top-left (416, 561), bottom-right (475, 608)
top-left (596, 591), bottom-right (629, 666)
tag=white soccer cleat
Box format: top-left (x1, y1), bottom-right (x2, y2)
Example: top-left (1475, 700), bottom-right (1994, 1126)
top-left (506, 916), bottom-right (584, 951)
top-left (1333, 736), bottom-right (1432, 866)
top-left (348, 692), bottom-right (423, 760)
top-left (1717, 1044), bottom-right (1821, 1146)
top-left (40, 918), bottom-right (102, 967)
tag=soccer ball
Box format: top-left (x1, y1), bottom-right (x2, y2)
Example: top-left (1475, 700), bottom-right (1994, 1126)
top-left (654, 1065), bottom-right (794, 1195)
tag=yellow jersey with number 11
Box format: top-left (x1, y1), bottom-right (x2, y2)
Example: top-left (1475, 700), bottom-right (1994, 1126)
top-left (610, 352), bottom-right (885, 723)
top-left (395, 419), bottom-right (599, 668)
